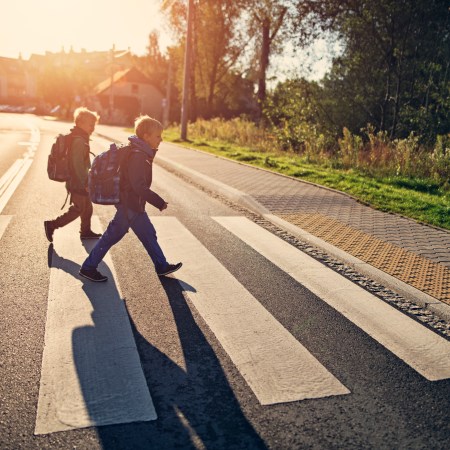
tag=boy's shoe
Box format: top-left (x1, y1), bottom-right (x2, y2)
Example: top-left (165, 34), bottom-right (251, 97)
top-left (80, 230), bottom-right (102, 239)
top-left (79, 268), bottom-right (108, 282)
top-left (44, 221), bottom-right (55, 243)
top-left (157, 262), bottom-right (183, 277)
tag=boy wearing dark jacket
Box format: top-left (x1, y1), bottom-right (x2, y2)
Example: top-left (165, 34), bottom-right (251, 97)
top-left (79, 115), bottom-right (182, 282)
top-left (44, 107), bottom-right (101, 242)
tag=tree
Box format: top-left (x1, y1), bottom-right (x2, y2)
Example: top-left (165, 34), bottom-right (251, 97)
top-left (162, 0), bottom-right (246, 119)
top-left (298, 0), bottom-right (450, 142)
top-left (264, 78), bottom-right (324, 151)
top-left (36, 57), bottom-right (95, 116)
top-left (244, 1), bottom-right (297, 118)
top-left (194, 0), bottom-right (245, 117)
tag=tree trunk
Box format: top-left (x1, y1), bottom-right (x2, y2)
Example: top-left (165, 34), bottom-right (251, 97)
top-left (257, 17), bottom-right (271, 118)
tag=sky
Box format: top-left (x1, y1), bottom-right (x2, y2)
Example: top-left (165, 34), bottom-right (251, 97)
top-left (0, 0), bottom-right (172, 59)
top-left (0, 0), bottom-right (336, 82)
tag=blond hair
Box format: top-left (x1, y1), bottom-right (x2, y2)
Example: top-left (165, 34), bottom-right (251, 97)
top-left (74, 107), bottom-right (99, 126)
top-left (135, 115), bottom-right (163, 139)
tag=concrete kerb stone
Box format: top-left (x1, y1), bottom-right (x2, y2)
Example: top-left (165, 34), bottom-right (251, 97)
top-left (155, 154), bottom-right (450, 323)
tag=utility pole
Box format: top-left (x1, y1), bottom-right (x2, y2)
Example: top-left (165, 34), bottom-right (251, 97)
top-left (163, 57), bottom-right (172, 128)
top-left (180, 0), bottom-right (194, 140)
top-left (108, 44), bottom-right (115, 122)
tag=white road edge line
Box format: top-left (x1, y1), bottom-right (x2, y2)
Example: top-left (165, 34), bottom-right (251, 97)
top-left (0, 215), bottom-right (12, 240)
top-left (154, 216), bottom-right (350, 406)
top-left (0, 160), bottom-right (23, 193)
top-left (35, 217), bottom-right (156, 435)
top-left (0, 123), bottom-right (40, 214)
top-left (213, 216), bottom-right (450, 381)
top-left (0, 159), bottom-right (33, 214)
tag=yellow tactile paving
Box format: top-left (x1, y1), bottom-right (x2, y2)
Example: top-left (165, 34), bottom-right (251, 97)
top-left (280, 213), bottom-right (450, 305)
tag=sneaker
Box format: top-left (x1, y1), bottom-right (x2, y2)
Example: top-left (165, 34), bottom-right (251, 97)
top-left (79, 268), bottom-right (108, 282)
top-left (44, 221), bottom-right (55, 243)
top-left (80, 230), bottom-right (102, 239)
top-left (157, 262), bottom-right (183, 277)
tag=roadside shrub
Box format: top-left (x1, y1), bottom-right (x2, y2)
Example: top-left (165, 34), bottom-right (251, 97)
top-left (431, 135), bottom-right (450, 188)
top-left (338, 127), bottom-right (363, 168)
top-left (178, 117), bottom-right (448, 190)
top-left (187, 118), bottom-right (274, 153)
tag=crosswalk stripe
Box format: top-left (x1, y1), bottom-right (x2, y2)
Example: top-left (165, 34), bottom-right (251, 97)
top-left (213, 216), bottom-right (450, 381)
top-left (35, 217), bottom-right (156, 435)
top-left (153, 216), bottom-right (350, 405)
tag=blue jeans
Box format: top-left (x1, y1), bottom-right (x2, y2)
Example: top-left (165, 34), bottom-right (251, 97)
top-left (82, 205), bottom-right (168, 273)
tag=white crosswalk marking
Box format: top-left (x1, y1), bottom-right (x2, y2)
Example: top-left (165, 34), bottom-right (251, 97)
top-left (213, 216), bottom-right (450, 381)
top-left (154, 216), bottom-right (350, 405)
top-left (35, 217), bottom-right (156, 435)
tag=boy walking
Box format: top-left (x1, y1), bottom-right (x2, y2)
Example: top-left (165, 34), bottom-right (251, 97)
top-left (79, 115), bottom-right (182, 282)
top-left (44, 107), bottom-right (102, 242)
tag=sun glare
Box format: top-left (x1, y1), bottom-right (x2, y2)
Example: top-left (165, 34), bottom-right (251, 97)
top-left (0, 0), bottom-right (171, 59)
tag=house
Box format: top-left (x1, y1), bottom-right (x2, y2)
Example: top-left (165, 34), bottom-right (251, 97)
top-left (91, 67), bottom-right (164, 125)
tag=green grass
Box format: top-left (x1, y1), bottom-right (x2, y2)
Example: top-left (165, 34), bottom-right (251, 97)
top-left (163, 128), bottom-right (450, 230)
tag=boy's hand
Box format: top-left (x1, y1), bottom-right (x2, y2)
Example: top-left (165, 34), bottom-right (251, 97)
top-left (160, 202), bottom-right (168, 211)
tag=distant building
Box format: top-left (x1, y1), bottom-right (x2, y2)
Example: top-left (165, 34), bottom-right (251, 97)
top-left (0, 50), bottom-right (164, 123)
top-left (91, 67), bottom-right (164, 125)
top-left (0, 56), bottom-right (35, 105)
top-left (28, 48), bottom-right (133, 84)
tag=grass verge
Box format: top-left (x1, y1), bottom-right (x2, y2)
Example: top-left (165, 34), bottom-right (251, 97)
top-left (164, 128), bottom-right (450, 230)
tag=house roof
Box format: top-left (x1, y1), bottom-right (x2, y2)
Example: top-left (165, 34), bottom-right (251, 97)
top-left (93, 67), bottom-right (154, 95)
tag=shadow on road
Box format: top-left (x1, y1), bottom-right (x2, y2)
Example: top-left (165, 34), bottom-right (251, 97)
top-left (49, 244), bottom-right (266, 449)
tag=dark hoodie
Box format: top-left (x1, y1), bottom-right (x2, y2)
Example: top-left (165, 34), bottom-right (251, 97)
top-left (120, 135), bottom-right (166, 213)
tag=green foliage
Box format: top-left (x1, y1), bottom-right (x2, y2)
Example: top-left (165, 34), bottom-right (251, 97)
top-left (432, 135), bottom-right (450, 188)
top-left (302, 0), bottom-right (450, 143)
top-left (175, 116), bottom-right (449, 190)
top-left (338, 127), bottom-right (363, 168)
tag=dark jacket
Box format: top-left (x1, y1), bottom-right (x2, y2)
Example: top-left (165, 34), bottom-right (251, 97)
top-left (67, 126), bottom-right (91, 195)
top-left (121, 149), bottom-right (166, 213)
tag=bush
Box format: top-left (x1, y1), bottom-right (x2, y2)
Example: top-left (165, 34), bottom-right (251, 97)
top-left (432, 135), bottom-right (450, 188)
top-left (179, 117), bottom-right (448, 190)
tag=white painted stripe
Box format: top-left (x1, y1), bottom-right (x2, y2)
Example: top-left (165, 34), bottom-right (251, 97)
top-left (0, 159), bottom-right (32, 214)
top-left (213, 216), bottom-right (450, 381)
top-left (153, 217), bottom-right (350, 405)
top-left (0, 124), bottom-right (39, 213)
top-left (0, 160), bottom-right (22, 193)
top-left (0, 215), bottom-right (12, 240)
top-left (35, 217), bottom-right (156, 435)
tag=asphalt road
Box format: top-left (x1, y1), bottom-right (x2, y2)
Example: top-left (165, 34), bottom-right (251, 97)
top-left (0, 112), bottom-right (449, 450)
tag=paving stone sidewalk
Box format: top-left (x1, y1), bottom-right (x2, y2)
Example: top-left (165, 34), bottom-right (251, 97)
top-left (158, 142), bottom-right (450, 307)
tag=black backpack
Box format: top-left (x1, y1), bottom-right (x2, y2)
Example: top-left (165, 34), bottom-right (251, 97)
top-left (47, 134), bottom-right (73, 182)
